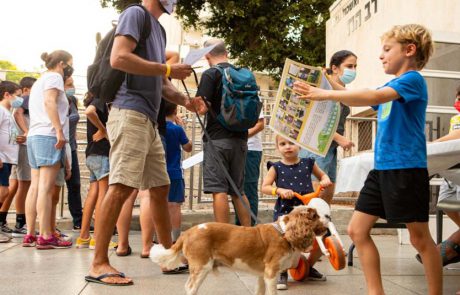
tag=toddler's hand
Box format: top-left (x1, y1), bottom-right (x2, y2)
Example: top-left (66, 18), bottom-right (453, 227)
top-left (278, 188), bottom-right (294, 199)
top-left (320, 175), bottom-right (332, 188)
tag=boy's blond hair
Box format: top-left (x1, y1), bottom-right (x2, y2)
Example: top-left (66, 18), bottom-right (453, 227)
top-left (381, 24), bottom-right (434, 70)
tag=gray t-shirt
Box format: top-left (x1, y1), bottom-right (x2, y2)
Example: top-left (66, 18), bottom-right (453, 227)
top-left (112, 6), bottom-right (166, 123)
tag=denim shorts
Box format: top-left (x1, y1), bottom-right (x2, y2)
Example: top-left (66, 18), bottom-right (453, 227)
top-left (168, 179), bottom-right (185, 203)
top-left (299, 147), bottom-right (337, 182)
top-left (86, 155), bottom-right (110, 182)
top-left (27, 135), bottom-right (65, 169)
top-left (0, 163), bottom-right (13, 186)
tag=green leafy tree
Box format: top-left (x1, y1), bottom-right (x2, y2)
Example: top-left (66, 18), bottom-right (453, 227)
top-left (0, 60), bottom-right (39, 83)
top-left (100, 0), bottom-right (334, 79)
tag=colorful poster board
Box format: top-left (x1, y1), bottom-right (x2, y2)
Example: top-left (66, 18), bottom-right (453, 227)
top-left (269, 58), bottom-right (340, 156)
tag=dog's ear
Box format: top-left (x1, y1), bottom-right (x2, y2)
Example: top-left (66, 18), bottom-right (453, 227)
top-left (284, 210), bottom-right (316, 252)
top-left (305, 208), bottom-right (319, 221)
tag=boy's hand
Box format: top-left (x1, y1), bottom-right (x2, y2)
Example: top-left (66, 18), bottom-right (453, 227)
top-left (93, 129), bottom-right (108, 142)
top-left (0, 159), bottom-right (3, 169)
top-left (175, 115), bottom-right (185, 127)
top-left (319, 175), bottom-right (332, 188)
top-left (16, 135), bottom-right (27, 144)
top-left (293, 81), bottom-right (327, 101)
top-left (65, 168), bottom-right (72, 181)
top-left (277, 188), bottom-right (295, 199)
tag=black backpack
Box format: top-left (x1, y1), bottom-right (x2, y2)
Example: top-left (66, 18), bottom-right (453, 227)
top-left (87, 4), bottom-right (152, 103)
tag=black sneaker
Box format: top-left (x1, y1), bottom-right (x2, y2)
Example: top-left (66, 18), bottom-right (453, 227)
top-left (12, 224), bottom-right (27, 238)
top-left (72, 225), bottom-right (94, 232)
top-left (0, 223), bottom-right (13, 236)
top-left (276, 271), bottom-right (288, 290)
top-left (308, 267), bottom-right (327, 281)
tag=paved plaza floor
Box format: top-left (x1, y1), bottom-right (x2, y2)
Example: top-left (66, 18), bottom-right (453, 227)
top-left (1, 232), bottom-right (459, 295)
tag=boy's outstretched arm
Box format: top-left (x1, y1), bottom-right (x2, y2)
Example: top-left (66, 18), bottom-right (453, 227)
top-left (434, 129), bottom-right (460, 142)
top-left (182, 140), bottom-right (192, 153)
top-left (293, 81), bottom-right (399, 107)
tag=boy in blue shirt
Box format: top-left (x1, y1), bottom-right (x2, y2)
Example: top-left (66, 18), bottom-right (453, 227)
top-left (164, 101), bottom-right (192, 242)
top-left (294, 24), bottom-right (441, 295)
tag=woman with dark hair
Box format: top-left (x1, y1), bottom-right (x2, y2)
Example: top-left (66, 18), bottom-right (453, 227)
top-left (296, 50), bottom-right (357, 281)
top-left (23, 50), bottom-right (74, 249)
top-left (300, 50), bottom-right (358, 204)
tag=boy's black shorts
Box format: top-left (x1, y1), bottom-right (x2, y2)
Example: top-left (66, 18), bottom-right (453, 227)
top-left (355, 168), bottom-right (430, 223)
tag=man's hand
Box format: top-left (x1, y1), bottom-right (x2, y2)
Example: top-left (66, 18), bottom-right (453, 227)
top-left (0, 159), bottom-right (3, 169)
top-left (169, 64), bottom-right (193, 80)
top-left (93, 129), bottom-right (108, 142)
top-left (55, 130), bottom-right (66, 150)
top-left (293, 81), bottom-right (328, 101)
top-left (186, 97), bottom-right (207, 114)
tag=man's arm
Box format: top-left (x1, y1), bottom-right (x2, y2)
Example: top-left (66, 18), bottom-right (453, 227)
top-left (110, 35), bottom-right (192, 80)
top-left (434, 129), bottom-right (460, 142)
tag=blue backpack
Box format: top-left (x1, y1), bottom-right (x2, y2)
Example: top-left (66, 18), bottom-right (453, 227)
top-left (214, 65), bottom-right (262, 132)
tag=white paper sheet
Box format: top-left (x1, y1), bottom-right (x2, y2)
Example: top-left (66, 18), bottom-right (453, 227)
top-left (182, 151), bottom-right (204, 169)
top-left (183, 45), bottom-right (217, 66)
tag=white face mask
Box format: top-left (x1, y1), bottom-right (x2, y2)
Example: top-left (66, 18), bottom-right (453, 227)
top-left (159, 0), bottom-right (177, 14)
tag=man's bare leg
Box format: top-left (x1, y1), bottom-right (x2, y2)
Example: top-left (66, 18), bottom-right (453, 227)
top-left (231, 194), bottom-right (251, 226)
top-left (213, 192), bottom-right (230, 223)
top-left (89, 183), bottom-right (134, 285)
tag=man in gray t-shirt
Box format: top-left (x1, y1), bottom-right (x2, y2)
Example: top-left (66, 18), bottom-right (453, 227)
top-left (87, 0), bottom-right (200, 286)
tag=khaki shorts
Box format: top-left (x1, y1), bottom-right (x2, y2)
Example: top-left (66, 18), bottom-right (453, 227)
top-left (107, 108), bottom-right (170, 190)
top-left (9, 145), bottom-right (31, 181)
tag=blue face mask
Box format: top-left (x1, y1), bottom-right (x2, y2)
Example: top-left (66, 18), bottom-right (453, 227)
top-left (11, 96), bottom-right (24, 108)
top-left (66, 88), bottom-right (76, 97)
top-left (339, 68), bottom-right (357, 84)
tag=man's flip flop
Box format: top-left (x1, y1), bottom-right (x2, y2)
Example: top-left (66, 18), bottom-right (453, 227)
top-left (85, 272), bottom-right (133, 286)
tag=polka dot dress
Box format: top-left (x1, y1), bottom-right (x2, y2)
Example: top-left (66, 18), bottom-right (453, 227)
top-left (272, 158), bottom-right (315, 221)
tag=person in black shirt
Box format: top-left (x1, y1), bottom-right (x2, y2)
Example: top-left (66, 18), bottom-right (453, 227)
top-left (196, 39), bottom-right (251, 226)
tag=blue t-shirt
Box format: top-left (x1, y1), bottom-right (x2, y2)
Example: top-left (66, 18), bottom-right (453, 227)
top-left (165, 121), bottom-right (189, 180)
top-left (373, 71), bottom-right (428, 170)
top-left (112, 6), bottom-right (166, 123)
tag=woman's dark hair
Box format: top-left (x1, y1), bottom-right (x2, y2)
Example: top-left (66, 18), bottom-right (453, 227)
top-left (0, 81), bottom-right (20, 100)
top-left (326, 50), bottom-right (357, 75)
top-left (41, 50), bottom-right (72, 70)
top-left (163, 100), bottom-right (178, 117)
top-left (83, 92), bottom-right (94, 107)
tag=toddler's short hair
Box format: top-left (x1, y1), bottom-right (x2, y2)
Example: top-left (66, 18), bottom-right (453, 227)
top-left (381, 24), bottom-right (433, 70)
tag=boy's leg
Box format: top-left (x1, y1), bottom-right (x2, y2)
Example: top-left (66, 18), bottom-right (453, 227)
top-left (149, 185), bottom-right (172, 248)
top-left (347, 211), bottom-right (383, 295)
top-left (406, 222), bottom-right (442, 295)
top-left (168, 202), bottom-right (182, 241)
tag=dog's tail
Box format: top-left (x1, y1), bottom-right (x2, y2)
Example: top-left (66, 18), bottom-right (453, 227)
top-left (150, 235), bottom-right (185, 269)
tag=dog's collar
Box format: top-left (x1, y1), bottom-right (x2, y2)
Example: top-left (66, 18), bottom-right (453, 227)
top-left (271, 222), bottom-right (286, 235)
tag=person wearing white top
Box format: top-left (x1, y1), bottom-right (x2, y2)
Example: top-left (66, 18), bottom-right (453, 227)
top-left (23, 50), bottom-right (74, 249)
top-left (0, 81), bottom-right (25, 242)
top-left (235, 111), bottom-right (264, 226)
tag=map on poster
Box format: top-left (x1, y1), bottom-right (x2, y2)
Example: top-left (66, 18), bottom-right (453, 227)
top-left (269, 58), bottom-right (340, 156)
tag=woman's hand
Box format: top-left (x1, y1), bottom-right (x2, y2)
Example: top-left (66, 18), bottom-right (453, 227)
top-left (336, 135), bottom-right (355, 151)
top-left (93, 129), bottom-right (108, 142)
top-left (293, 81), bottom-right (328, 101)
top-left (55, 129), bottom-right (66, 149)
top-left (65, 168), bottom-right (72, 181)
top-left (277, 188), bottom-right (294, 199)
top-left (319, 175), bottom-right (332, 188)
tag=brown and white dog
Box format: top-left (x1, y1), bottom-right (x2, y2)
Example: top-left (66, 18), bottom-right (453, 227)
top-left (150, 206), bottom-right (327, 295)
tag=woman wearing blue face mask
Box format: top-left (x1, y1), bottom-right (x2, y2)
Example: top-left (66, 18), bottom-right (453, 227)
top-left (299, 50), bottom-right (358, 204)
